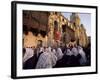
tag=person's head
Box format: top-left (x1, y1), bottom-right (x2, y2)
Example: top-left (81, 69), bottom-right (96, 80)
top-left (37, 40), bottom-right (43, 47)
top-left (71, 47), bottom-right (78, 56)
top-left (47, 47), bottom-right (52, 53)
top-left (68, 42), bottom-right (72, 48)
top-left (66, 43), bottom-right (69, 48)
top-left (59, 42), bottom-right (62, 47)
top-left (52, 40), bottom-right (57, 48)
top-left (74, 43), bottom-right (77, 48)
top-left (32, 46), bottom-right (35, 50)
top-left (44, 46), bottom-right (48, 52)
top-left (56, 40), bottom-right (60, 47)
top-left (39, 47), bottom-right (44, 52)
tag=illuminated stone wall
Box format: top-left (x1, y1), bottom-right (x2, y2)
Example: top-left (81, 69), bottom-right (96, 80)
top-left (78, 24), bottom-right (89, 47)
top-left (23, 11), bottom-right (89, 48)
top-left (48, 12), bottom-right (70, 46)
top-left (23, 11), bottom-right (49, 48)
top-left (70, 13), bottom-right (88, 47)
top-left (23, 32), bottom-right (47, 48)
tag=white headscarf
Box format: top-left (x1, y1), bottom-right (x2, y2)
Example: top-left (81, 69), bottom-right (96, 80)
top-left (36, 51), bottom-right (51, 69)
top-left (36, 47), bottom-right (57, 69)
top-left (48, 47), bottom-right (51, 53)
top-left (48, 47), bottom-right (57, 67)
top-left (66, 49), bottom-right (73, 56)
top-left (56, 48), bottom-right (64, 61)
top-left (78, 46), bottom-right (87, 65)
top-left (23, 48), bottom-right (34, 63)
top-left (71, 47), bottom-right (78, 56)
top-left (52, 49), bottom-right (56, 56)
top-left (39, 47), bottom-right (44, 52)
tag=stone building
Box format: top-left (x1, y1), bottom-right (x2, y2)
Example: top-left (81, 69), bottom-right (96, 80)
top-left (23, 11), bottom-right (50, 47)
top-left (48, 12), bottom-right (75, 46)
top-left (70, 13), bottom-right (89, 47)
top-left (23, 11), bottom-right (88, 48)
top-left (78, 24), bottom-right (89, 47)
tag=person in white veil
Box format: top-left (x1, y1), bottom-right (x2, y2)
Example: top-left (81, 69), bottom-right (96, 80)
top-left (48, 47), bottom-right (57, 67)
top-left (78, 46), bottom-right (87, 65)
top-left (36, 47), bottom-right (50, 69)
top-left (66, 49), bottom-right (73, 56)
top-left (56, 47), bottom-right (64, 60)
top-left (54, 40), bottom-right (64, 61)
top-left (36, 47), bottom-right (57, 69)
top-left (65, 44), bottom-right (73, 56)
top-left (71, 46), bottom-right (79, 57)
top-left (23, 47), bottom-right (34, 63)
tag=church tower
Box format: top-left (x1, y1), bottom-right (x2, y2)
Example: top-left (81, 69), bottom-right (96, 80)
top-left (70, 13), bottom-right (88, 47)
top-left (70, 13), bottom-right (80, 27)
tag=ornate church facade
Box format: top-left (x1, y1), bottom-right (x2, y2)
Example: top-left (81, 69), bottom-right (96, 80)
top-left (48, 12), bottom-right (89, 47)
top-left (23, 11), bottom-right (89, 48)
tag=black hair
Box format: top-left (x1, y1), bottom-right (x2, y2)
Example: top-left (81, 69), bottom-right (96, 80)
top-left (23, 48), bottom-right (26, 57)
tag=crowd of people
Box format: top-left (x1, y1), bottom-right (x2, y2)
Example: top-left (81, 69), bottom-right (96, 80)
top-left (23, 40), bottom-right (90, 69)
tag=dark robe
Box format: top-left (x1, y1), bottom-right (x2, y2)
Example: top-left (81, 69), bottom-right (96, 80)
top-left (23, 52), bottom-right (43, 69)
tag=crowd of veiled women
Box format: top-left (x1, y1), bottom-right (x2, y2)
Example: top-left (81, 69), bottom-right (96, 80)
top-left (23, 40), bottom-right (91, 69)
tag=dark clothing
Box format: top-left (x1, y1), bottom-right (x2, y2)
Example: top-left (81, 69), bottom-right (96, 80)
top-left (23, 52), bottom-right (43, 69)
top-left (53, 54), bottom-right (81, 68)
top-left (69, 54), bottom-right (81, 66)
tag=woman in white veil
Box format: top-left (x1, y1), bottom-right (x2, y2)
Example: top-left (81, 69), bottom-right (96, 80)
top-left (23, 47), bottom-right (34, 63)
top-left (71, 46), bottom-right (79, 56)
top-left (36, 47), bottom-right (57, 69)
top-left (48, 47), bottom-right (57, 67)
top-left (56, 47), bottom-right (64, 60)
top-left (66, 49), bottom-right (73, 56)
top-left (78, 46), bottom-right (87, 65)
top-left (54, 40), bottom-right (64, 61)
